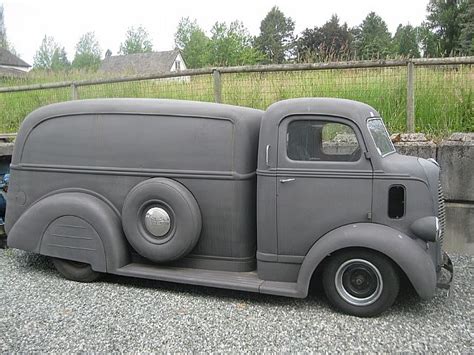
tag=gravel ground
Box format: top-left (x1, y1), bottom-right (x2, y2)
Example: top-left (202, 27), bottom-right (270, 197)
top-left (0, 249), bottom-right (472, 352)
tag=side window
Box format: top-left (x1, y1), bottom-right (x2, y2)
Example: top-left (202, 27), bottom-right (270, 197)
top-left (287, 120), bottom-right (361, 162)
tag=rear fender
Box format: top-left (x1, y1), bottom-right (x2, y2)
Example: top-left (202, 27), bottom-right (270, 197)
top-left (297, 223), bottom-right (437, 299)
top-left (7, 192), bottom-right (130, 272)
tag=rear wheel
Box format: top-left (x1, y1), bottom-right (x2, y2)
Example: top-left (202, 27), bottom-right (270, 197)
top-left (322, 249), bottom-right (399, 317)
top-left (52, 258), bottom-right (101, 282)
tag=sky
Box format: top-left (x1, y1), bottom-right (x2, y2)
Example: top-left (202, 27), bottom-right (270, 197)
top-left (3, 0), bottom-right (429, 65)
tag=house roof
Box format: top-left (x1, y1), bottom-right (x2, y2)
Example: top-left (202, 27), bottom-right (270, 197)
top-left (99, 49), bottom-right (181, 74)
top-left (0, 48), bottom-right (30, 68)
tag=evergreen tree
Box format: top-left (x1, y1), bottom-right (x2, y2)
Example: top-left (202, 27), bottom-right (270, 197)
top-left (392, 24), bottom-right (420, 58)
top-left (297, 15), bottom-right (353, 62)
top-left (255, 6), bottom-right (295, 63)
top-left (354, 12), bottom-right (393, 59)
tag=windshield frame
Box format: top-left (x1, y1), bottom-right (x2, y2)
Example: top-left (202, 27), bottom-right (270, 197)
top-left (366, 118), bottom-right (396, 157)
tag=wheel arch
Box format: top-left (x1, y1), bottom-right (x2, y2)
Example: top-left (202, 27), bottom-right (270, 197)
top-left (297, 223), bottom-right (437, 300)
top-left (7, 191), bottom-right (130, 272)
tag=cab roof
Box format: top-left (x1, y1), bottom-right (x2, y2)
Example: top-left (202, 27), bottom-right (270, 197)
top-left (264, 98), bottom-right (381, 125)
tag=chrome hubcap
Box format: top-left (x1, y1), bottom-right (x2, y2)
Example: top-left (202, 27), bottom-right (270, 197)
top-left (335, 259), bottom-right (383, 306)
top-left (144, 207), bottom-right (171, 237)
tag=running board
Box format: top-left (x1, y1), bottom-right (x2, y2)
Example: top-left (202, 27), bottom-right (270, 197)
top-left (113, 263), bottom-right (302, 298)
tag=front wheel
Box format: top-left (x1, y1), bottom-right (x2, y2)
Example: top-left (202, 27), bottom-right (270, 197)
top-left (52, 258), bottom-right (101, 282)
top-left (322, 249), bottom-right (399, 317)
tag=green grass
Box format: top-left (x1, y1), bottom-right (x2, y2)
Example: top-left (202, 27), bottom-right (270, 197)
top-left (0, 65), bottom-right (472, 136)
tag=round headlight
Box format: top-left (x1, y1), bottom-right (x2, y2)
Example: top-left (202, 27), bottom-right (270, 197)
top-left (410, 216), bottom-right (438, 242)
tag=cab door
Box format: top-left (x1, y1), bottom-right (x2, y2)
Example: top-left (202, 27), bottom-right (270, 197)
top-left (276, 115), bottom-right (373, 256)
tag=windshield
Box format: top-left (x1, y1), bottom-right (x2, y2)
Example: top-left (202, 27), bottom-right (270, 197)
top-left (367, 118), bottom-right (395, 157)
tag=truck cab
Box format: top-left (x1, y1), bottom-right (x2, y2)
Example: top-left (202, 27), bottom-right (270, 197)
top-left (6, 98), bottom-right (452, 317)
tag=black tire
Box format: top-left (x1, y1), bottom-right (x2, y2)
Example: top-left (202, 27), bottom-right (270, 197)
top-left (322, 249), bottom-right (399, 317)
top-left (122, 178), bottom-right (202, 263)
top-left (52, 258), bottom-right (101, 282)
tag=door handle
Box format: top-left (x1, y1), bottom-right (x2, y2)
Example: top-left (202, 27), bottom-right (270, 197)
top-left (280, 178), bottom-right (296, 183)
top-left (265, 145), bottom-right (271, 166)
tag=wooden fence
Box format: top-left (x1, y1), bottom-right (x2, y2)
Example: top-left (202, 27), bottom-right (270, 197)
top-left (0, 56), bottom-right (473, 133)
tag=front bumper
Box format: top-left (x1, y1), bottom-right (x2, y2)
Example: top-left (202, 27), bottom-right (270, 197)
top-left (436, 251), bottom-right (453, 291)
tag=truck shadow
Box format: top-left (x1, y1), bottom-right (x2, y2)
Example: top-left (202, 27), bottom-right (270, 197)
top-left (102, 270), bottom-right (423, 316)
top-left (7, 250), bottom-right (434, 317)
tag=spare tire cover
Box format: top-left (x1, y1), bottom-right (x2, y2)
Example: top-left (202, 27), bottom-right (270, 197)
top-left (122, 178), bottom-right (202, 262)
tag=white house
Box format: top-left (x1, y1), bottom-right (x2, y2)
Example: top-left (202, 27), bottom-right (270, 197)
top-left (100, 49), bottom-right (188, 80)
top-left (0, 48), bottom-right (31, 77)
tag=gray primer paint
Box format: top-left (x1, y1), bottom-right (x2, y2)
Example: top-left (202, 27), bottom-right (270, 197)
top-left (6, 98), bottom-right (446, 300)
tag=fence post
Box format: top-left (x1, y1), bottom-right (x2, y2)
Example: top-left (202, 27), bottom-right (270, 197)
top-left (71, 83), bottom-right (79, 100)
top-left (213, 69), bottom-right (222, 103)
top-left (406, 61), bottom-right (415, 132)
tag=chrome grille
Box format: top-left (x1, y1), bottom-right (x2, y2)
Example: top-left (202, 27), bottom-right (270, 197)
top-left (437, 180), bottom-right (446, 246)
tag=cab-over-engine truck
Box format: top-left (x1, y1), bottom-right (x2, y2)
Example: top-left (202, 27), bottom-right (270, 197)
top-left (5, 98), bottom-right (452, 317)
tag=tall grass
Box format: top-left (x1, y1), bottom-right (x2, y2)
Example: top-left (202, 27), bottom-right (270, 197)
top-left (0, 65), bottom-right (472, 136)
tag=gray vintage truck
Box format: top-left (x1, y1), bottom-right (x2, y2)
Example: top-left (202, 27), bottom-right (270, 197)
top-left (5, 98), bottom-right (452, 316)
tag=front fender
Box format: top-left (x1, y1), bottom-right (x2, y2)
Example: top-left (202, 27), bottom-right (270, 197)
top-left (297, 223), bottom-right (437, 299)
top-left (7, 192), bottom-right (130, 272)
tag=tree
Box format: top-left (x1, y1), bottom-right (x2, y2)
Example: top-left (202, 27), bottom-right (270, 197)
top-left (255, 6), bottom-right (295, 63)
top-left (318, 15), bottom-right (352, 59)
top-left (183, 29), bottom-right (211, 68)
top-left (33, 35), bottom-right (56, 69)
top-left (175, 18), bottom-right (262, 68)
top-left (457, 0), bottom-right (474, 55)
top-left (297, 15), bottom-right (353, 62)
top-left (425, 0), bottom-right (466, 56)
top-left (119, 26), bottom-right (153, 55)
top-left (174, 17), bottom-right (211, 68)
top-left (51, 47), bottom-right (70, 70)
top-left (418, 22), bottom-right (442, 57)
top-left (209, 21), bottom-right (263, 66)
top-left (33, 35), bottom-right (70, 70)
top-left (0, 4), bottom-right (15, 53)
top-left (0, 5), bottom-right (6, 48)
top-left (392, 24), bottom-right (420, 58)
top-left (354, 12), bottom-right (393, 59)
top-left (72, 32), bottom-right (102, 69)
top-left (297, 27), bottom-right (323, 62)
top-left (175, 17), bottom-right (200, 50)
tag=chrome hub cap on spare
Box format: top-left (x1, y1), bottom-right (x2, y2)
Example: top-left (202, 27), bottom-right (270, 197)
top-left (144, 207), bottom-right (171, 237)
top-left (335, 259), bottom-right (383, 306)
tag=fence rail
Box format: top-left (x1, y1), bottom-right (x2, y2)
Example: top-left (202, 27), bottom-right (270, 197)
top-left (0, 56), bottom-right (472, 135)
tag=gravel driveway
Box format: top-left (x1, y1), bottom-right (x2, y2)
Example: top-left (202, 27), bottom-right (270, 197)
top-left (1, 249), bottom-right (472, 352)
